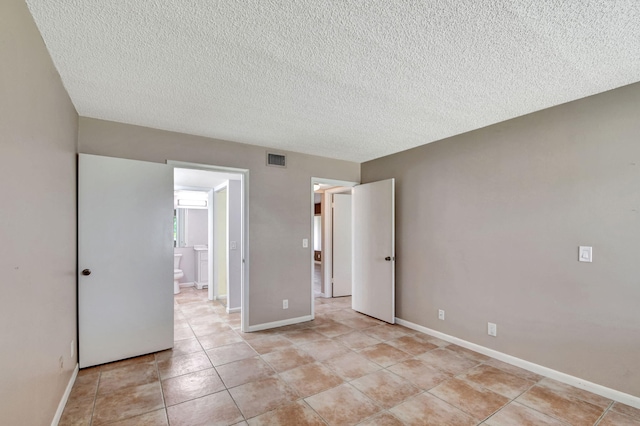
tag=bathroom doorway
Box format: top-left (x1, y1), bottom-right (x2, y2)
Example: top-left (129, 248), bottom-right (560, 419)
top-left (171, 162), bottom-right (247, 325)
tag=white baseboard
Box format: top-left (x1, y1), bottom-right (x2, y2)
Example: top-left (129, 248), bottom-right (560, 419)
top-left (179, 282), bottom-right (195, 288)
top-left (247, 315), bottom-right (313, 332)
top-left (51, 363), bottom-right (79, 426)
top-left (395, 318), bottom-right (640, 409)
top-left (226, 306), bottom-right (241, 314)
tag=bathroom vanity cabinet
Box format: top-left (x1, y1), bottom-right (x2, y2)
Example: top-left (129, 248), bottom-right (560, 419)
top-left (194, 246), bottom-right (209, 289)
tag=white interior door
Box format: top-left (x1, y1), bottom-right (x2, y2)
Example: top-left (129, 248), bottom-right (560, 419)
top-left (332, 193), bottom-right (352, 297)
top-left (353, 179), bottom-right (395, 323)
top-left (78, 154), bottom-right (174, 368)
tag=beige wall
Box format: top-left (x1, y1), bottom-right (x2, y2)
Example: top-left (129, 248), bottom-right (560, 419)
top-left (362, 82), bottom-right (640, 397)
top-left (0, 0), bottom-right (79, 424)
top-left (78, 118), bottom-right (360, 326)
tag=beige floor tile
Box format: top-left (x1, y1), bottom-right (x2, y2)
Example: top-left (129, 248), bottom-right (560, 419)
top-left (104, 409), bottom-right (168, 426)
top-left (460, 364), bottom-right (535, 399)
top-left (68, 373), bottom-right (99, 400)
top-left (167, 390), bottom-right (244, 426)
top-left (482, 358), bottom-right (543, 382)
top-left (190, 321), bottom-right (233, 338)
top-left (216, 356), bottom-right (275, 388)
top-left (281, 328), bottom-right (325, 345)
top-left (305, 383), bottom-right (381, 425)
top-left (324, 351), bottom-right (381, 380)
top-left (445, 344), bottom-right (490, 363)
top-left (97, 362), bottom-right (159, 395)
top-left (333, 330), bottom-right (381, 350)
top-left (261, 347), bottom-right (315, 372)
top-left (248, 335), bottom-right (295, 354)
top-left (351, 370), bottom-right (421, 409)
top-left (387, 358), bottom-right (451, 390)
top-left (429, 378), bottom-right (509, 421)
top-left (280, 362), bottom-right (344, 397)
top-left (363, 324), bottom-right (409, 341)
top-left (613, 402), bottom-right (640, 420)
top-left (299, 339), bottom-right (351, 362)
top-left (357, 412), bottom-right (405, 426)
top-left (162, 368), bottom-right (225, 406)
top-left (516, 383), bottom-right (605, 425)
top-left (424, 336), bottom-right (451, 347)
top-left (92, 382), bottom-right (164, 425)
top-left (157, 351), bottom-right (212, 380)
top-left (247, 400), bottom-right (325, 426)
top-left (340, 315), bottom-right (382, 330)
top-left (99, 354), bottom-right (155, 373)
top-left (387, 335), bottom-right (438, 356)
top-left (197, 329), bottom-right (242, 350)
top-left (174, 326), bottom-right (196, 341)
top-left (77, 365), bottom-right (101, 377)
top-left (484, 401), bottom-right (569, 426)
top-left (417, 347), bottom-right (480, 375)
top-left (389, 392), bottom-right (476, 426)
top-left (599, 410), bottom-right (640, 426)
top-left (206, 341), bottom-right (257, 366)
top-left (229, 376), bottom-right (298, 419)
top-left (166, 337), bottom-right (204, 358)
top-left (536, 377), bottom-right (612, 409)
top-left (58, 395), bottom-right (95, 426)
top-left (359, 343), bottom-right (411, 367)
top-left (312, 321), bottom-right (354, 338)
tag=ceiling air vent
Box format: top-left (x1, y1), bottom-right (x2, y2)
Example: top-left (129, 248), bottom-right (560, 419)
top-left (266, 152), bottom-right (286, 168)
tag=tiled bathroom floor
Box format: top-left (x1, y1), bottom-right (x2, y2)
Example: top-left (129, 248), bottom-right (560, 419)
top-left (60, 287), bottom-right (640, 425)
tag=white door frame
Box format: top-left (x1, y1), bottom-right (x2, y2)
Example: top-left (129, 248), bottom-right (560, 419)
top-left (213, 182), bottom-right (229, 302)
top-left (311, 178), bottom-right (358, 313)
top-left (169, 161), bottom-right (249, 332)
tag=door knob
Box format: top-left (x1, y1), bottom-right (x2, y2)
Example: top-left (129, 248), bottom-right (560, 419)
top-left (385, 257), bottom-right (392, 261)
top-left (82, 269), bottom-right (91, 276)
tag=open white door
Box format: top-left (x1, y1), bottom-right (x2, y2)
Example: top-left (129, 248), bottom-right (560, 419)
top-left (353, 179), bottom-right (395, 323)
top-left (332, 193), bottom-right (352, 297)
top-left (78, 154), bottom-right (174, 368)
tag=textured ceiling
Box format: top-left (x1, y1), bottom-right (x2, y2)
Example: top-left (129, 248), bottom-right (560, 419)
top-left (26, 1), bottom-right (640, 163)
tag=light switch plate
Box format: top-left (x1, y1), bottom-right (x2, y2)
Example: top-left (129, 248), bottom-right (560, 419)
top-left (230, 241), bottom-right (237, 250)
top-left (302, 238), bottom-right (309, 248)
top-left (579, 246), bottom-right (592, 262)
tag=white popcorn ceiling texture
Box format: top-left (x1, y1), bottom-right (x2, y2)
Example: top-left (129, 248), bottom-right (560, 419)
top-left (26, 1), bottom-right (640, 162)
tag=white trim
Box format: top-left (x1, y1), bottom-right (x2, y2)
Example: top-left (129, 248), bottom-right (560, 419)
top-left (395, 318), bottom-right (640, 409)
top-left (247, 315), bottom-right (313, 332)
top-left (51, 364), bottom-right (79, 426)
top-left (226, 306), bottom-right (241, 314)
top-left (178, 282), bottom-right (195, 288)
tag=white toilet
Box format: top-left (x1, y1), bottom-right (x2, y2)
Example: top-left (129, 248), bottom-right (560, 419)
top-left (174, 253), bottom-right (184, 294)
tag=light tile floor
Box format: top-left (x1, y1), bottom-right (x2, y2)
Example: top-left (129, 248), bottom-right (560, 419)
top-left (60, 287), bottom-right (640, 425)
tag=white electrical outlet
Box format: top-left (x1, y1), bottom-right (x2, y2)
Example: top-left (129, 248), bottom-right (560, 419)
top-left (438, 309), bottom-right (445, 320)
top-left (488, 322), bottom-right (497, 337)
top-left (302, 239), bottom-right (309, 248)
top-left (70, 340), bottom-right (74, 358)
top-left (283, 299), bottom-right (288, 309)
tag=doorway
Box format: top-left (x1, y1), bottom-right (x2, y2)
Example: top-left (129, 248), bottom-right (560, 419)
top-left (311, 178), bottom-right (358, 306)
top-left (171, 161), bottom-right (248, 330)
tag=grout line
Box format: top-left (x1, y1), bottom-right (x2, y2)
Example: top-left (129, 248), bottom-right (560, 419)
top-left (594, 401), bottom-right (615, 425)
